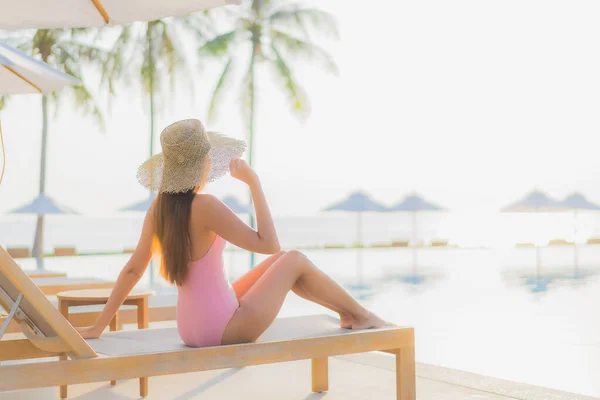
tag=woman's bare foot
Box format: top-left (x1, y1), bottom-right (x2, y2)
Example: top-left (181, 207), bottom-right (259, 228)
top-left (340, 313), bottom-right (352, 329)
top-left (350, 312), bottom-right (395, 330)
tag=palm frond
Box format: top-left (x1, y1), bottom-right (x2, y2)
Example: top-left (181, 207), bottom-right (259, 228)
top-left (269, 44), bottom-right (308, 118)
top-left (268, 5), bottom-right (339, 39)
top-left (208, 57), bottom-right (235, 122)
top-left (100, 25), bottom-right (137, 95)
top-left (270, 29), bottom-right (338, 74)
top-left (198, 30), bottom-right (239, 58)
top-left (68, 84), bottom-right (104, 129)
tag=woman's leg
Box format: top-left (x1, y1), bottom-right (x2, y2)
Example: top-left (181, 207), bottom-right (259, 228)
top-left (233, 251), bottom-right (351, 327)
top-left (232, 251), bottom-right (286, 299)
top-left (222, 250), bottom-right (389, 345)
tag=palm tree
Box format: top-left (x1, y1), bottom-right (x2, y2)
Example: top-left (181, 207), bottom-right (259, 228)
top-left (0, 29), bottom-right (111, 263)
top-left (101, 17), bottom-right (212, 192)
top-left (199, 0), bottom-right (339, 266)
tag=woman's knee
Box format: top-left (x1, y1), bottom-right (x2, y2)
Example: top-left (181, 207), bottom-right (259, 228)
top-left (284, 250), bottom-right (306, 261)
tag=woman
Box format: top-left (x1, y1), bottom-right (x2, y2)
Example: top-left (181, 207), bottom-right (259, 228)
top-left (78, 119), bottom-right (391, 346)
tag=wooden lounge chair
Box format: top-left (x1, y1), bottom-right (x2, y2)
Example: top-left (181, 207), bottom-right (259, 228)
top-left (32, 277), bottom-right (114, 295)
top-left (0, 246), bottom-right (416, 399)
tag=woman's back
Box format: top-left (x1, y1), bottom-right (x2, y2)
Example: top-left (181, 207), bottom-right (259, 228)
top-left (177, 234), bottom-right (239, 347)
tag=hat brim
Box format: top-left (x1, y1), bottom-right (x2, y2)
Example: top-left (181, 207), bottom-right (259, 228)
top-left (136, 131), bottom-right (246, 193)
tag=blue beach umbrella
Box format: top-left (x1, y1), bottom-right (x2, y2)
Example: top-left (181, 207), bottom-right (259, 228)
top-left (324, 191), bottom-right (387, 289)
top-left (389, 194), bottom-right (444, 284)
top-left (502, 190), bottom-right (564, 284)
top-left (223, 196), bottom-right (250, 214)
top-left (560, 193), bottom-right (600, 277)
top-left (121, 192), bottom-right (157, 212)
top-left (502, 190), bottom-right (563, 213)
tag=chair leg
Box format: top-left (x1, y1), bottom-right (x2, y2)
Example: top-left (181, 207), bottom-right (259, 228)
top-left (395, 347), bottom-right (416, 400)
top-left (140, 377), bottom-right (149, 397)
top-left (109, 315), bottom-right (118, 386)
top-left (59, 354), bottom-right (68, 399)
top-left (58, 300), bottom-right (69, 399)
top-left (137, 298), bottom-right (149, 397)
top-left (311, 357), bottom-right (328, 392)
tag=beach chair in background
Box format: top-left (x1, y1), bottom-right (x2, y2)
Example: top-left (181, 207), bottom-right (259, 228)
top-left (6, 248), bottom-right (30, 258)
top-left (586, 237), bottom-right (600, 245)
top-left (429, 240), bottom-right (449, 247)
top-left (548, 239), bottom-right (573, 246)
top-left (25, 270), bottom-right (67, 279)
top-left (32, 277), bottom-right (115, 295)
top-left (53, 247), bottom-right (77, 257)
top-left (0, 246), bottom-right (416, 399)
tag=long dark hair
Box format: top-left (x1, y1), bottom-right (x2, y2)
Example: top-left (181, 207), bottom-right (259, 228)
top-left (153, 188), bottom-right (199, 286)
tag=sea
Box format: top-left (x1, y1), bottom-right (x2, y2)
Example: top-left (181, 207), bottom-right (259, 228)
top-left (2, 211), bottom-right (599, 397)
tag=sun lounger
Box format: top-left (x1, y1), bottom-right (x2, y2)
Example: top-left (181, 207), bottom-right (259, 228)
top-left (32, 277), bottom-right (115, 295)
top-left (0, 246), bottom-right (416, 399)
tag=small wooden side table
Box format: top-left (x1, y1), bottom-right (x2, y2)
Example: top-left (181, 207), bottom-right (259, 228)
top-left (57, 288), bottom-right (155, 398)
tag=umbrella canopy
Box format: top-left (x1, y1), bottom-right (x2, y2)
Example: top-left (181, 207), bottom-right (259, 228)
top-left (0, 0), bottom-right (241, 29)
top-left (560, 193), bottom-right (600, 210)
top-left (325, 192), bottom-right (387, 212)
top-left (223, 196), bottom-right (250, 214)
top-left (390, 194), bottom-right (443, 211)
top-left (0, 42), bottom-right (80, 94)
top-left (10, 193), bottom-right (78, 215)
top-left (502, 190), bottom-right (564, 212)
top-left (121, 192), bottom-right (157, 212)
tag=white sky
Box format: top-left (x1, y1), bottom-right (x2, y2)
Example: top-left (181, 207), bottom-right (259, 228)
top-left (2, 0), bottom-right (600, 216)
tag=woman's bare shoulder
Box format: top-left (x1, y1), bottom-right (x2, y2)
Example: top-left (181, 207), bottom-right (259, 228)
top-left (192, 193), bottom-right (226, 214)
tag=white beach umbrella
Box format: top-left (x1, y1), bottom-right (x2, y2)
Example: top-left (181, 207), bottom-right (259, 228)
top-left (0, 0), bottom-right (241, 29)
top-left (0, 43), bottom-right (80, 93)
top-left (0, 42), bottom-right (80, 268)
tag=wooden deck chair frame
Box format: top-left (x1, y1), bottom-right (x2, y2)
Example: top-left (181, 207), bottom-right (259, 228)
top-left (0, 246), bottom-right (416, 399)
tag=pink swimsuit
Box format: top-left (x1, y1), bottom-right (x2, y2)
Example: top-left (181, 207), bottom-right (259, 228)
top-left (176, 235), bottom-right (239, 347)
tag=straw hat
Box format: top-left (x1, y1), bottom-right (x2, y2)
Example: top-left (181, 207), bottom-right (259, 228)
top-left (137, 119), bottom-right (246, 193)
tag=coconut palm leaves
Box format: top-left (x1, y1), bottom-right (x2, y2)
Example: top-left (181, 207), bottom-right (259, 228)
top-left (200, 1), bottom-right (339, 129)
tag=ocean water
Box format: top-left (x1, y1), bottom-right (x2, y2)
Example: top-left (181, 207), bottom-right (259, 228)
top-left (4, 212), bottom-right (600, 397)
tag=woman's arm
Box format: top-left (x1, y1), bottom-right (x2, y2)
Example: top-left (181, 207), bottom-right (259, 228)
top-left (196, 159), bottom-right (280, 254)
top-left (77, 206), bottom-right (155, 339)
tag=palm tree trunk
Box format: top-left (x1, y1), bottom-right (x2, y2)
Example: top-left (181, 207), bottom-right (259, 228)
top-left (247, 45), bottom-right (257, 269)
top-left (247, 0), bottom-right (261, 269)
top-left (32, 94), bottom-right (48, 268)
top-left (147, 23), bottom-right (156, 285)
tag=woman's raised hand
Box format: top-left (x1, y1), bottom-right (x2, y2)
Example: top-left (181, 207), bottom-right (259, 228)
top-left (229, 159), bottom-right (258, 185)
